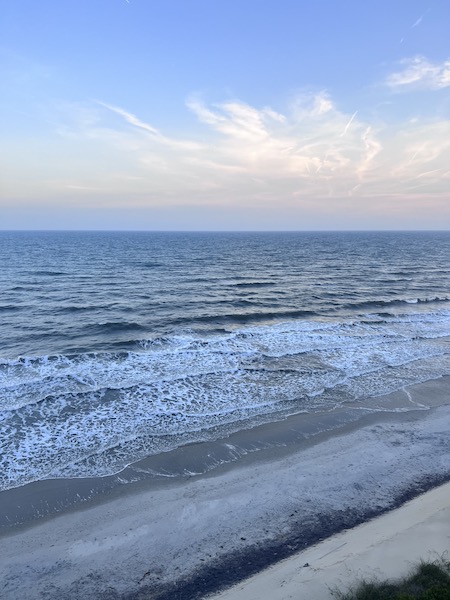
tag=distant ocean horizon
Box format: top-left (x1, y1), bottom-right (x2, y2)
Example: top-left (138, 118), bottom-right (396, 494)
top-left (1, 230), bottom-right (450, 492)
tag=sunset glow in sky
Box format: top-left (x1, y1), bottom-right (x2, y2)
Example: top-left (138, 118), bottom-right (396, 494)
top-left (1, 0), bottom-right (449, 230)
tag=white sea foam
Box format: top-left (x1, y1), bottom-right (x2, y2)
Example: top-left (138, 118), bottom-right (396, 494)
top-left (1, 309), bottom-right (450, 490)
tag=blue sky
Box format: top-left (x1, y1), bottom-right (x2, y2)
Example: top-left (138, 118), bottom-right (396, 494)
top-left (1, 0), bottom-right (449, 230)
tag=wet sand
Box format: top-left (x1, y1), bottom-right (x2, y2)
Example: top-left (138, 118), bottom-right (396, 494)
top-left (1, 378), bottom-right (450, 599)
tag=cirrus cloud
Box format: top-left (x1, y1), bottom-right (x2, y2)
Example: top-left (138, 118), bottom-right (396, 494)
top-left (386, 56), bottom-right (450, 90)
top-left (1, 86), bottom-right (449, 230)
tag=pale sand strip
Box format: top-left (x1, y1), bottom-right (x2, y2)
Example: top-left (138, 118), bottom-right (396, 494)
top-left (210, 482), bottom-right (450, 600)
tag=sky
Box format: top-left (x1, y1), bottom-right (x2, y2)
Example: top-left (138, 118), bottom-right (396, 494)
top-left (1, 0), bottom-right (449, 230)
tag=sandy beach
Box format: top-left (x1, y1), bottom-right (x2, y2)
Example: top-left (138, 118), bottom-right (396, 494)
top-left (1, 378), bottom-right (450, 599)
top-left (210, 481), bottom-right (450, 600)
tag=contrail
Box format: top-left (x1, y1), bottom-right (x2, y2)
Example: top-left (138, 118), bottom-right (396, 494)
top-left (340, 110), bottom-right (358, 137)
top-left (412, 9), bottom-right (430, 28)
top-left (409, 149), bottom-right (420, 162)
top-left (400, 9), bottom-right (430, 44)
top-left (413, 169), bottom-right (441, 179)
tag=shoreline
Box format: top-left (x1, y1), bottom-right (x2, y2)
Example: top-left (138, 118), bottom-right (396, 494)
top-left (2, 377), bottom-right (448, 534)
top-left (1, 378), bottom-right (450, 599)
top-left (0, 404), bottom-right (423, 534)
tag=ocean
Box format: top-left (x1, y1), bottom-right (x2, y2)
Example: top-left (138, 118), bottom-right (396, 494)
top-left (1, 230), bottom-right (450, 494)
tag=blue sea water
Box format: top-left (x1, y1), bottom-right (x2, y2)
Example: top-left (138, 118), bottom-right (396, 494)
top-left (1, 231), bottom-right (450, 491)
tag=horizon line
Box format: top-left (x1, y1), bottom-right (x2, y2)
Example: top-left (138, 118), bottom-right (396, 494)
top-left (1, 228), bottom-right (450, 234)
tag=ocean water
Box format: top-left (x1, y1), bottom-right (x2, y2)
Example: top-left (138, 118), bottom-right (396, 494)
top-left (1, 231), bottom-right (450, 492)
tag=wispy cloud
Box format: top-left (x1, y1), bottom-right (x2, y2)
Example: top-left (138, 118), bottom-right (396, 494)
top-left (97, 101), bottom-right (204, 151)
top-left (2, 88), bottom-right (449, 221)
top-left (386, 56), bottom-right (450, 90)
top-left (46, 92), bottom-right (447, 203)
top-left (184, 94), bottom-right (376, 189)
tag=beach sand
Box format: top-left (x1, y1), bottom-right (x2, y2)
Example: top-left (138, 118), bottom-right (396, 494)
top-left (209, 481), bottom-right (450, 600)
top-left (1, 378), bottom-right (450, 599)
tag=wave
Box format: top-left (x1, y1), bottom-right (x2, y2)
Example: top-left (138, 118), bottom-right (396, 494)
top-left (0, 305), bottom-right (21, 312)
top-left (167, 309), bottom-right (319, 328)
top-left (87, 321), bottom-right (147, 333)
top-left (1, 307), bottom-right (450, 490)
top-left (342, 296), bottom-right (450, 312)
top-left (56, 305), bottom-right (101, 314)
top-left (2, 308), bottom-right (450, 411)
top-left (232, 282), bottom-right (274, 288)
top-left (31, 270), bottom-right (68, 277)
